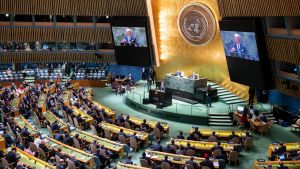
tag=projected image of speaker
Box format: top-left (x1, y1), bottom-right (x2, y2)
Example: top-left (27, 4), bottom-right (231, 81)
top-left (221, 31), bottom-right (259, 61)
top-left (110, 17), bottom-right (153, 67)
top-left (219, 19), bottom-right (272, 90)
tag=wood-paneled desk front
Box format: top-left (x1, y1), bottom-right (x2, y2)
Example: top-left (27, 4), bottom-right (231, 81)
top-left (145, 150), bottom-right (219, 168)
top-left (189, 128), bottom-right (247, 140)
top-left (72, 106), bottom-right (94, 124)
top-left (92, 100), bottom-right (116, 120)
top-left (100, 122), bottom-right (149, 145)
top-left (268, 142), bottom-right (300, 157)
top-left (38, 93), bottom-right (47, 113)
top-left (123, 114), bottom-right (169, 135)
top-left (43, 111), bottom-right (69, 131)
top-left (63, 91), bottom-right (71, 107)
top-left (116, 162), bottom-right (149, 169)
top-left (14, 116), bottom-right (39, 136)
top-left (0, 136), bottom-right (6, 150)
top-left (168, 139), bottom-right (237, 152)
top-left (17, 147), bottom-right (56, 169)
top-left (46, 137), bottom-right (94, 168)
top-left (254, 160), bottom-right (300, 169)
top-left (70, 129), bottom-right (125, 157)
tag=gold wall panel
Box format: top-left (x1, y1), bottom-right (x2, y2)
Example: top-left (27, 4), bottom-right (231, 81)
top-left (152, 0), bottom-right (249, 99)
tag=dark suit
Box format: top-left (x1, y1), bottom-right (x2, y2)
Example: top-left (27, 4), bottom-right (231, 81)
top-left (277, 165), bottom-right (288, 169)
top-left (151, 142), bottom-right (162, 151)
top-left (39, 144), bottom-right (49, 153)
top-left (177, 135), bottom-right (185, 139)
top-left (276, 146), bottom-right (287, 155)
top-left (120, 36), bottom-right (138, 47)
top-left (162, 146), bottom-right (175, 154)
top-left (231, 43), bottom-right (248, 58)
top-left (200, 159), bottom-right (214, 169)
top-left (185, 159), bottom-right (198, 169)
top-left (6, 151), bottom-right (19, 166)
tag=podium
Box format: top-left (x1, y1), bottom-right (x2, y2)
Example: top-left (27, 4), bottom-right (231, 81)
top-left (149, 89), bottom-right (172, 107)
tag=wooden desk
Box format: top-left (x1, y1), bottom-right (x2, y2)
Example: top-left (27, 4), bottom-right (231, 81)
top-left (38, 94), bottom-right (47, 113)
top-left (72, 106), bottom-right (94, 124)
top-left (63, 91), bottom-right (71, 107)
top-left (11, 97), bottom-right (20, 116)
top-left (116, 162), bottom-right (149, 169)
top-left (234, 112), bottom-right (266, 127)
top-left (168, 139), bottom-right (237, 152)
top-left (70, 80), bottom-right (107, 87)
top-left (145, 150), bottom-right (219, 168)
top-left (18, 86), bottom-right (30, 99)
top-left (0, 136), bottom-right (6, 150)
top-left (100, 122), bottom-right (149, 145)
top-left (46, 137), bottom-right (94, 168)
top-left (189, 128), bottom-right (247, 140)
top-left (70, 129), bottom-right (125, 157)
top-left (84, 87), bottom-right (93, 98)
top-left (123, 114), bottom-right (169, 135)
top-left (48, 84), bottom-right (56, 94)
top-left (68, 82), bottom-right (80, 90)
top-left (14, 116), bottom-right (39, 136)
top-left (17, 147), bottom-right (56, 169)
top-left (43, 111), bottom-right (69, 131)
top-left (268, 142), bottom-right (300, 157)
top-left (92, 100), bottom-right (116, 120)
top-left (254, 160), bottom-right (300, 169)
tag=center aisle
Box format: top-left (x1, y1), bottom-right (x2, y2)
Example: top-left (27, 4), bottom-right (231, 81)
top-left (93, 87), bottom-right (300, 169)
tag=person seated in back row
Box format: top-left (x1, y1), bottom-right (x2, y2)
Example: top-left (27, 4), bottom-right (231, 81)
top-left (177, 131), bottom-right (185, 139)
top-left (192, 127), bottom-right (202, 138)
top-left (140, 152), bottom-right (152, 166)
top-left (187, 133), bottom-right (195, 141)
top-left (185, 142), bottom-right (195, 151)
top-left (151, 139), bottom-right (162, 151)
top-left (176, 145), bottom-right (186, 155)
top-left (185, 156), bottom-right (198, 169)
top-left (118, 129), bottom-right (129, 138)
top-left (275, 143), bottom-right (287, 156)
top-left (140, 119), bottom-right (150, 132)
top-left (162, 144), bottom-right (175, 154)
top-left (229, 131), bottom-right (239, 140)
top-left (211, 142), bottom-right (224, 153)
top-left (200, 157), bottom-right (214, 169)
top-left (162, 155), bottom-right (172, 166)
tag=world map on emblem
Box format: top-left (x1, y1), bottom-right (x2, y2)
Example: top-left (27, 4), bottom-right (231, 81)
top-left (178, 3), bottom-right (216, 46)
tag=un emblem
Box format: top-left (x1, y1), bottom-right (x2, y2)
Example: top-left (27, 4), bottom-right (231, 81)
top-left (178, 3), bottom-right (216, 46)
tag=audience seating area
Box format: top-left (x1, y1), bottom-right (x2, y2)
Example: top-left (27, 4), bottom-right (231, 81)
top-left (0, 80), bottom-right (299, 169)
top-left (0, 70), bottom-right (24, 82)
top-left (74, 69), bottom-right (106, 80)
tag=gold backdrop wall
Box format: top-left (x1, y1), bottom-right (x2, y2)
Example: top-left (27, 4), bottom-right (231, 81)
top-left (151, 0), bottom-right (249, 99)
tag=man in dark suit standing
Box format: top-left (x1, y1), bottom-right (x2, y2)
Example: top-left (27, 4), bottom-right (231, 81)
top-left (206, 85), bottom-right (212, 107)
top-left (230, 33), bottom-right (248, 58)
